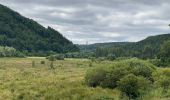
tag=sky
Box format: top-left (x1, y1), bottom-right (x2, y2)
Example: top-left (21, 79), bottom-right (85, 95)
top-left (0, 0), bottom-right (170, 44)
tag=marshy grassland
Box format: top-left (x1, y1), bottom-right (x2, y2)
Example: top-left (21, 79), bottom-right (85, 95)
top-left (0, 57), bottom-right (170, 100)
top-left (0, 57), bottom-right (120, 100)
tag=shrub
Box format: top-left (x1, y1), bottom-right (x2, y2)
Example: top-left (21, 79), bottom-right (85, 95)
top-left (126, 59), bottom-right (156, 80)
top-left (148, 59), bottom-right (162, 67)
top-left (88, 57), bottom-right (96, 62)
top-left (97, 57), bottom-right (106, 62)
top-left (47, 55), bottom-right (56, 61)
top-left (153, 68), bottom-right (170, 89)
top-left (107, 54), bottom-right (116, 61)
top-left (55, 54), bottom-right (64, 60)
top-left (47, 54), bottom-right (64, 61)
top-left (100, 66), bottom-right (129, 88)
top-left (0, 46), bottom-right (25, 57)
top-left (40, 61), bottom-right (45, 64)
top-left (85, 59), bottom-right (156, 98)
top-left (85, 67), bottom-right (108, 87)
top-left (118, 74), bottom-right (151, 99)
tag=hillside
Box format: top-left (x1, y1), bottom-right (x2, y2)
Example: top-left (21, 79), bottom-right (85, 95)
top-left (80, 34), bottom-right (170, 58)
top-left (0, 4), bottom-right (79, 54)
top-left (78, 42), bottom-right (132, 52)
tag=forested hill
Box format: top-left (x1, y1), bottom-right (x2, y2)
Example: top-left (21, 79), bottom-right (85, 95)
top-left (78, 42), bottom-right (132, 52)
top-left (0, 4), bottom-right (79, 54)
top-left (79, 34), bottom-right (170, 58)
top-left (125, 34), bottom-right (170, 58)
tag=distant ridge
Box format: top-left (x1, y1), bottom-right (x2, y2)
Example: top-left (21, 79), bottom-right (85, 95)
top-left (79, 33), bottom-right (170, 58)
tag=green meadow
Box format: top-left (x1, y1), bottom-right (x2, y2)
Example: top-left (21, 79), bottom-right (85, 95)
top-left (0, 58), bottom-right (121, 100)
top-left (0, 57), bottom-right (170, 100)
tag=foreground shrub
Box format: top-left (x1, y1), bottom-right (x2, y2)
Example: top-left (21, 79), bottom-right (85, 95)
top-left (118, 74), bottom-right (151, 99)
top-left (85, 58), bottom-right (157, 98)
top-left (153, 68), bottom-right (170, 89)
top-left (100, 66), bottom-right (129, 88)
top-left (127, 59), bottom-right (156, 80)
top-left (85, 67), bottom-right (107, 87)
top-left (149, 59), bottom-right (162, 67)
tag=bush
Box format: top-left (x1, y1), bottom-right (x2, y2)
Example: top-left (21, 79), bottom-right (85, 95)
top-left (40, 61), bottom-right (45, 64)
top-left (153, 68), bottom-right (170, 89)
top-left (97, 57), bottom-right (106, 62)
top-left (85, 67), bottom-right (108, 87)
top-left (0, 46), bottom-right (25, 57)
top-left (47, 55), bottom-right (56, 61)
top-left (85, 59), bottom-right (157, 98)
top-left (118, 74), bottom-right (151, 99)
top-left (100, 66), bottom-right (129, 88)
top-left (107, 54), bottom-right (116, 61)
top-left (127, 59), bottom-right (156, 80)
top-left (88, 57), bottom-right (96, 62)
top-left (55, 54), bottom-right (64, 60)
top-left (47, 54), bottom-right (64, 61)
top-left (148, 59), bottom-right (162, 67)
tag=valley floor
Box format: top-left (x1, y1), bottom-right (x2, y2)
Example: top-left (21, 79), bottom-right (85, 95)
top-left (0, 58), bottom-right (120, 100)
top-left (0, 57), bottom-right (170, 100)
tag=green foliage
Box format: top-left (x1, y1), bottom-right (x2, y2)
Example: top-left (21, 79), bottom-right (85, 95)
top-left (47, 55), bottom-right (56, 61)
top-left (100, 66), bottom-right (129, 88)
top-left (1, 57), bottom-right (170, 99)
top-left (0, 4), bottom-right (79, 55)
top-left (153, 68), bottom-right (170, 89)
top-left (80, 34), bottom-right (170, 59)
top-left (64, 52), bottom-right (95, 58)
top-left (148, 59), bottom-right (162, 67)
top-left (85, 67), bottom-right (108, 87)
top-left (0, 46), bottom-right (24, 57)
top-left (107, 54), bottom-right (116, 61)
top-left (158, 40), bottom-right (170, 66)
top-left (118, 74), bottom-right (151, 99)
top-left (47, 54), bottom-right (65, 61)
top-left (85, 59), bottom-right (156, 98)
top-left (55, 54), bottom-right (64, 60)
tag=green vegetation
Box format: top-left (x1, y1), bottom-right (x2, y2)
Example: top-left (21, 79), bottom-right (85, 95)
top-left (118, 74), bottom-right (150, 98)
top-left (0, 58), bottom-right (170, 100)
top-left (85, 59), bottom-right (170, 99)
top-left (0, 4), bottom-right (79, 55)
top-left (0, 57), bottom-right (121, 100)
top-left (0, 46), bottom-right (24, 57)
top-left (79, 34), bottom-right (170, 59)
top-left (158, 40), bottom-right (170, 66)
top-left (46, 54), bottom-right (65, 61)
top-left (0, 3), bottom-right (170, 100)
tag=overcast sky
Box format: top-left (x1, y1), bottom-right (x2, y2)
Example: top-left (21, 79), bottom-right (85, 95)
top-left (0, 0), bottom-right (170, 44)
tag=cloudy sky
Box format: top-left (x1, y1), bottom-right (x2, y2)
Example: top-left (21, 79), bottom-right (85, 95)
top-left (0, 0), bottom-right (170, 44)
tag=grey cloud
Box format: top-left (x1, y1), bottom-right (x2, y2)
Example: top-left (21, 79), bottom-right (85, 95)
top-left (0, 0), bottom-right (170, 44)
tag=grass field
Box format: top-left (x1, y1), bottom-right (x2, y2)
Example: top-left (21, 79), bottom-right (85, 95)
top-left (0, 57), bottom-right (121, 100)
